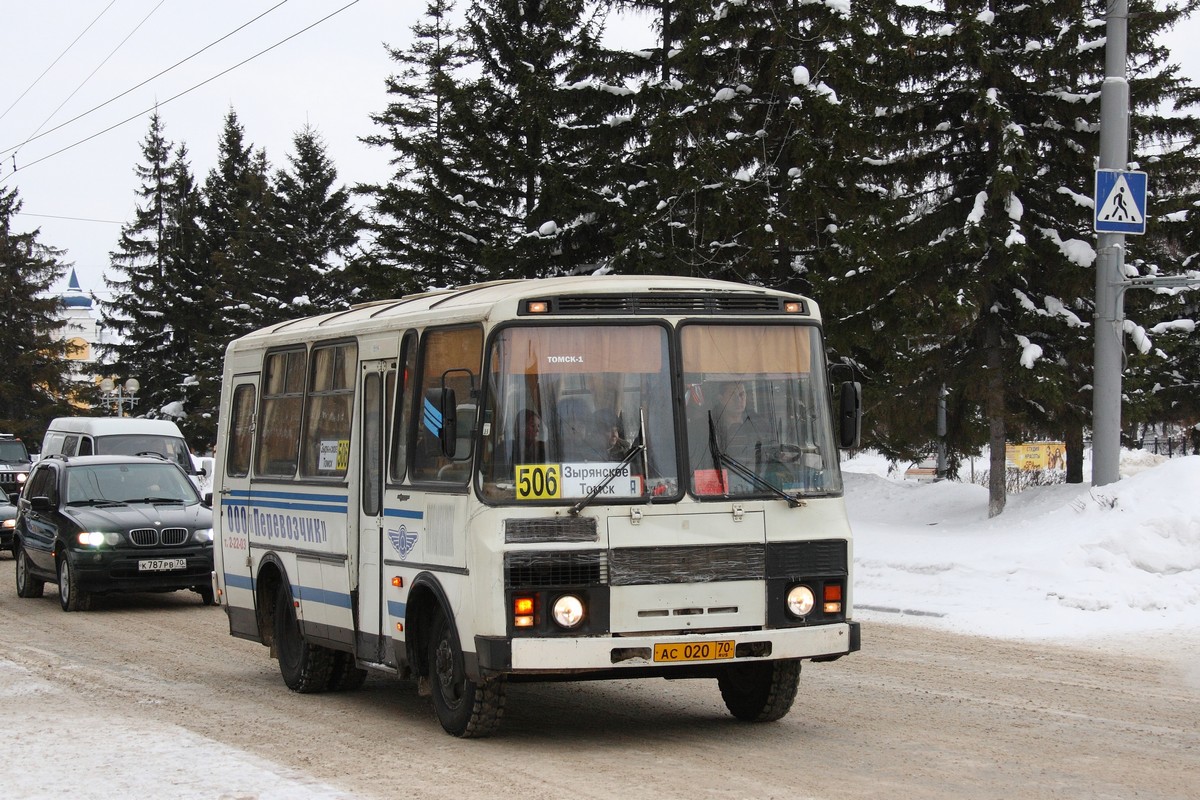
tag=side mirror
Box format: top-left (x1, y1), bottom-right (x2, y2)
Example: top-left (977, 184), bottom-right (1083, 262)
top-left (838, 381), bottom-right (862, 450)
top-left (30, 496), bottom-right (54, 512)
top-left (202, 492), bottom-right (214, 507)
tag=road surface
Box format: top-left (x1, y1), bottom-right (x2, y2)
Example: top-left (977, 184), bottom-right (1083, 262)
top-left (1, 577), bottom-right (1196, 799)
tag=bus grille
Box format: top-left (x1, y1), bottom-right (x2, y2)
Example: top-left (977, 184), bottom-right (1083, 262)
top-left (547, 293), bottom-right (799, 316)
top-left (504, 517), bottom-right (598, 544)
top-left (766, 540), bottom-right (848, 577)
top-left (609, 544), bottom-right (765, 585)
top-left (505, 551), bottom-right (606, 588)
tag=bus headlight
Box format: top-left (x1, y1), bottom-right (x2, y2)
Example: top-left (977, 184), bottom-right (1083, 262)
top-left (786, 585), bottom-right (815, 617)
top-left (551, 594), bottom-right (585, 629)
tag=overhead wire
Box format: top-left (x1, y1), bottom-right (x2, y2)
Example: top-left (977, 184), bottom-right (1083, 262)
top-left (0, 0), bottom-right (292, 159)
top-left (11, 0), bottom-right (169, 166)
top-left (0, 0), bottom-right (363, 181)
top-left (0, 0), bottom-right (119, 126)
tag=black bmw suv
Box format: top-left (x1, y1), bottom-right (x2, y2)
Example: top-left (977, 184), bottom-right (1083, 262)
top-left (13, 454), bottom-right (214, 611)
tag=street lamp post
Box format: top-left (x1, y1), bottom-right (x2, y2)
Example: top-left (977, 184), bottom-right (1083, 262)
top-left (99, 377), bottom-right (140, 416)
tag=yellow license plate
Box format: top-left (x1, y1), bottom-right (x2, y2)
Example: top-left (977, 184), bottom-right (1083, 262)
top-left (653, 640), bottom-right (734, 663)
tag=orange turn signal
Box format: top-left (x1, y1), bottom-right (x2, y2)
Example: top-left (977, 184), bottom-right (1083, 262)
top-left (391, 576), bottom-right (403, 588)
top-left (526, 300), bottom-right (549, 314)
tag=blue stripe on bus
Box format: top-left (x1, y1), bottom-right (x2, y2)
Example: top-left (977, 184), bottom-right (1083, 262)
top-left (293, 583), bottom-right (353, 610)
top-left (224, 572), bottom-right (254, 591)
top-left (226, 489), bottom-right (348, 503)
top-left (387, 600), bottom-right (407, 618)
top-left (384, 508), bottom-right (424, 520)
top-left (223, 498), bottom-right (349, 514)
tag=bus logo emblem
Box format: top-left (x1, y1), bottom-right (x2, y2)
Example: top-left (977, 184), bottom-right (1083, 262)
top-left (388, 525), bottom-right (418, 560)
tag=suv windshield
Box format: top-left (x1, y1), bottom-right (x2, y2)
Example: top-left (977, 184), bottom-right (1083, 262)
top-left (0, 439), bottom-right (29, 463)
top-left (66, 462), bottom-right (200, 505)
top-left (681, 324), bottom-right (842, 499)
top-left (96, 434), bottom-right (192, 473)
top-left (477, 324), bottom-right (679, 502)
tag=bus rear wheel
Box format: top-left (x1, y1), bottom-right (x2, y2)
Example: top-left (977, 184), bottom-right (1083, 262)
top-left (427, 607), bottom-right (505, 738)
top-left (717, 659), bottom-right (801, 722)
top-left (273, 587), bottom-right (334, 693)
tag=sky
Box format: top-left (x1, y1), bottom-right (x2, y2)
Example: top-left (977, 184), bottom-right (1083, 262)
top-left (2, 2), bottom-right (1199, 301)
top-left (4, 447), bottom-right (1198, 797)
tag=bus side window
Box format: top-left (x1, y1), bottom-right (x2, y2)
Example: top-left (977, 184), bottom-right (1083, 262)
top-left (389, 332), bottom-right (417, 484)
top-left (226, 384), bottom-right (256, 478)
top-left (301, 341), bottom-right (358, 478)
top-left (412, 327), bottom-right (482, 483)
top-left (256, 348), bottom-right (306, 477)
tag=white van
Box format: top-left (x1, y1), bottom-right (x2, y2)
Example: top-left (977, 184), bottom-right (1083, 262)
top-left (41, 418), bottom-right (206, 486)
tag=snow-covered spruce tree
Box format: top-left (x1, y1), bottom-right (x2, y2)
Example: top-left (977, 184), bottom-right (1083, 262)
top-left (100, 114), bottom-right (210, 433)
top-left (832, 0), bottom-right (1113, 516)
top-left (0, 185), bottom-right (73, 441)
top-left (360, 0), bottom-right (487, 295)
top-left (614, 0), bottom-right (874, 292)
top-left (194, 110), bottom-right (283, 446)
top-left (457, 0), bottom-right (633, 278)
top-left (273, 125), bottom-right (361, 313)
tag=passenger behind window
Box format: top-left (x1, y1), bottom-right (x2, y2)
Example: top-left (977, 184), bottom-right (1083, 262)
top-left (513, 409), bottom-right (546, 464)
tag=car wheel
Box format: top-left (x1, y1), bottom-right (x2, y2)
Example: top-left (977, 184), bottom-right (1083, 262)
top-left (427, 606), bottom-right (505, 738)
top-left (58, 556), bottom-right (92, 612)
top-left (15, 543), bottom-right (45, 598)
top-left (197, 586), bottom-right (215, 606)
top-left (273, 586), bottom-right (334, 692)
top-left (717, 658), bottom-right (801, 722)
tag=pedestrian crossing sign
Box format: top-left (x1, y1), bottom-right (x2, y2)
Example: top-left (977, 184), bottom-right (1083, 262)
top-left (1094, 169), bottom-right (1147, 235)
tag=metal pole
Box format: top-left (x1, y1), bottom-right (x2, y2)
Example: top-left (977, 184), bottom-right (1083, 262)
top-left (1092, 0), bottom-right (1129, 487)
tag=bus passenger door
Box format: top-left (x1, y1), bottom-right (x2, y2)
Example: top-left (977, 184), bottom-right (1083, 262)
top-left (357, 358), bottom-right (395, 663)
top-left (217, 375), bottom-right (261, 639)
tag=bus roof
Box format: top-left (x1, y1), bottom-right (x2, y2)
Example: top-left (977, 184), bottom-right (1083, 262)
top-left (229, 276), bottom-right (821, 350)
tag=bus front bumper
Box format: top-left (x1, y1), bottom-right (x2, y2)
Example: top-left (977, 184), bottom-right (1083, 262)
top-left (477, 620), bottom-right (859, 676)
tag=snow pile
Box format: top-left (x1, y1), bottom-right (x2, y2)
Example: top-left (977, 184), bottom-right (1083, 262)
top-left (844, 451), bottom-right (1200, 641)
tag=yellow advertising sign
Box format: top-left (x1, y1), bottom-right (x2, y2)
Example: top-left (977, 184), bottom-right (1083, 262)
top-left (1005, 442), bottom-right (1066, 471)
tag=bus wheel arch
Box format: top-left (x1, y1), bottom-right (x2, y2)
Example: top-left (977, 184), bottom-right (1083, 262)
top-left (254, 556), bottom-right (286, 648)
top-left (405, 575), bottom-right (506, 738)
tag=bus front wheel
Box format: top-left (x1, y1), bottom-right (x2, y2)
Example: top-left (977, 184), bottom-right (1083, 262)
top-left (717, 659), bottom-right (801, 722)
top-left (427, 607), bottom-right (505, 738)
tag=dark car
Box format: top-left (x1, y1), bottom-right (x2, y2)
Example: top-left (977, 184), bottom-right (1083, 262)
top-left (13, 454), bottom-right (214, 611)
top-left (0, 433), bottom-right (33, 502)
top-left (1, 496), bottom-right (15, 555)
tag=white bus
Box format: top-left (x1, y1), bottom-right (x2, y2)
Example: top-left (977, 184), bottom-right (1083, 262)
top-left (212, 276), bottom-right (862, 737)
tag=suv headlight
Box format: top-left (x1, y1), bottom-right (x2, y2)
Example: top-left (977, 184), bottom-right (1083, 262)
top-left (77, 532), bottom-right (121, 547)
top-left (193, 527), bottom-right (214, 544)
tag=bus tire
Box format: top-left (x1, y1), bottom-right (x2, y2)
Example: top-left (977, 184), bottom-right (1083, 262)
top-left (717, 658), bottom-right (801, 722)
top-left (273, 587), bottom-right (334, 693)
top-left (427, 607), bottom-right (505, 738)
top-left (15, 544), bottom-right (45, 598)
top-left (327, 651), bottom-right (368, 691)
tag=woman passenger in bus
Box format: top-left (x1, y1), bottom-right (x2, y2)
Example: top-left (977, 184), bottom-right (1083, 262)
top-left (592, 409), bottom-right (629, 461)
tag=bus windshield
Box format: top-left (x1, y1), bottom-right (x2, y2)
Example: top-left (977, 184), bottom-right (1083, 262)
top-left (478, 324), bottom-right (679, 503)
top-left (681, 324), bottom-right (842, 499)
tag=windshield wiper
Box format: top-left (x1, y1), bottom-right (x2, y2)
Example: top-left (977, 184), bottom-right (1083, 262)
top-left (569, 412), bottom-right (647, 516)
top-left (707, 413), bottom-right (803, 508)
top-left (67, 498), bottom-right (125, 507)
top-left (127, 497), bottom-right (184, 505)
